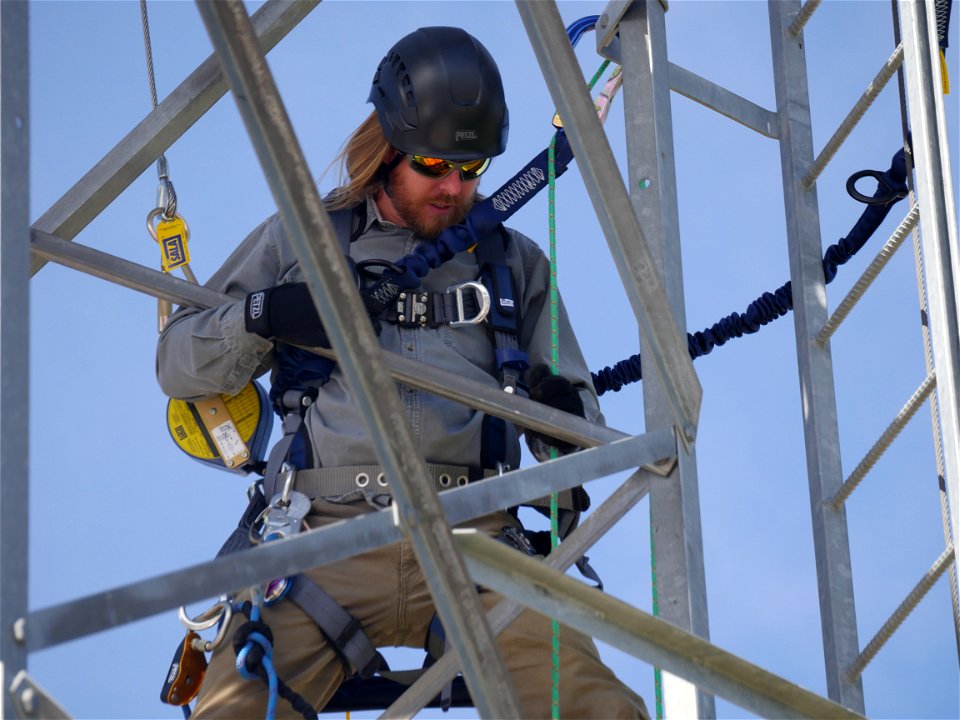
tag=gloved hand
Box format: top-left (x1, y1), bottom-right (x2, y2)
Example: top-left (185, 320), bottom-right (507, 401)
top-left (525, 364), bottom-right (585, 458)
top-left (244, 282), bottom-right (330, 348)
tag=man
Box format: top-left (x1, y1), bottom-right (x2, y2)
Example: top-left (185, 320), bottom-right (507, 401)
top-left (157, 26), bottom-right (648, 719)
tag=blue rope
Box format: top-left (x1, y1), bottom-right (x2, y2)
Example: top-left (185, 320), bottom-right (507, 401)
top-left (237, 631), bottom-right (279, 720)
top-left (592, 145), bottom-right (909, 395)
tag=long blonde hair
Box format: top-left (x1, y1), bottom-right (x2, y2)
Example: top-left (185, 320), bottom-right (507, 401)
top-left (325, 111), bottom-right (392, 211)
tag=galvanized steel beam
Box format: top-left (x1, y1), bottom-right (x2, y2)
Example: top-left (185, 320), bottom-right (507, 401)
top-left (29, 0), bottom-right (318, 275)
top-left (29, 227), bottom-right (652, 451)
top-left (456, 532), bottom-right (866, 720)
top-left (1, 1), bottom-right (31, 715)
top-left (516, 0), bottom-right (702, 450)
top-left (899, 0), bottom-right (960, 590)
top-left (618, 3), bottom-right (714, 717)
top-left (668, 63), bottom-right (779, 139)
top-left (768, 2), bottom-right (864, 711)
top-left (22, 430), bottom-right (676, 652)
top-left (382, 469), bottom-right (657, 718)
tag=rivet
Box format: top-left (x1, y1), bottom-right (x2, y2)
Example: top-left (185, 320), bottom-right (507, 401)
top-left (209, 407), bottom-right (217, 415)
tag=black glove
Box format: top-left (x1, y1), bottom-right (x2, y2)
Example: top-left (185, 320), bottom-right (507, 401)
top-left (525, 364), bottom-right (585, 457)
top-left (244, 282), bottom-right (330, 348)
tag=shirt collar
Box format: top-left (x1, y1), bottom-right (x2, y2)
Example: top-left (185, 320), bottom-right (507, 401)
top-left (364, 192), bottom-right (400, 232)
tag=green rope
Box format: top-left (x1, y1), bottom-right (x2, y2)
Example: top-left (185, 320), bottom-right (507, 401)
top-left (651, 510), bottom-right (664, 719)
top-left (548, 132), bottom-right (562, 720)
top-left (545, 58), bottom-right (614, 720)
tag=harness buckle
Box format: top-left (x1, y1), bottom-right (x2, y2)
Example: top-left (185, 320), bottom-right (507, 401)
top-left (396, 291), bottom-right (430, 328)
top-left (449, 281), bottom-right (491, 327)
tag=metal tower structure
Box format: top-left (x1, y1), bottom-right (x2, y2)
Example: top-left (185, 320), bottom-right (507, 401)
top-left (2, 0), bottom-right (956, 717)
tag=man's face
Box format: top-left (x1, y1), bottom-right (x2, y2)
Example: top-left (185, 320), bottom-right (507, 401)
top-left (376, 152), bottom-right (479, 238)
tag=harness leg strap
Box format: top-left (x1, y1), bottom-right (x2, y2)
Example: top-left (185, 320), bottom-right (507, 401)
top-left (285, 575), bottom-right (386, 680)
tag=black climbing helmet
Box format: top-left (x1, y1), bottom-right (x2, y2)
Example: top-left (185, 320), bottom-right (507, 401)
top-left (368, 27), bottom-right (509, 161)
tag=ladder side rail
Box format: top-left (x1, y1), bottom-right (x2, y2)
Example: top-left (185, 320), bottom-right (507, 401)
top-left (899, 0), bottom-right (960, 594)
top-left (617, 2), bottom-right (715, 717)
top-left (768, 1), bottom-right (865, 711)
top-left (29, 0), bottom-right (317, 276)
top-left (0, 1), bottom-right (31, 715)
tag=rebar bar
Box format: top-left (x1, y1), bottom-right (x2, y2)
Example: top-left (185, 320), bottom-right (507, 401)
top-left (816, 205), bottom-right (919, 345)
top-left (847, 545), bottom-right (955, 680)
top-left (832, 370), bottom-right (936, 508)
top-left (788, 0), bottom-right (823, 37)
top-left (803, 44), bottom-right (904, 188)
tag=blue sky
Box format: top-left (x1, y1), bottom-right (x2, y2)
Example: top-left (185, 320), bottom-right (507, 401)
top-left (24, 1), bottom-right (958, 718)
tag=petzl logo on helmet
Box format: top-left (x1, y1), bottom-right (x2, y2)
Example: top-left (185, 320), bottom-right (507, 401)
top-left (455, 130), bottom-right (478, 142)
top-left (249, 291), bottom-right (265, 320)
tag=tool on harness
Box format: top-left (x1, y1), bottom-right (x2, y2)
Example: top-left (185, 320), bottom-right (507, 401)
top-left (160, 631), bottom-right (207, 707)
top-left (160, 601), bottom-right (234, 711)
top-left (592, 144), bottom-right (912, 395)
top-left (254, 468), bottom-right (312, 606)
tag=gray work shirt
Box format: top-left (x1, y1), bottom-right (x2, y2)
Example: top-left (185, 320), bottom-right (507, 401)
top-left (156, 195), bottom-right (602, 470)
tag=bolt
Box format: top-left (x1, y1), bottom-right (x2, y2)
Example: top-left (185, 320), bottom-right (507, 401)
top-left (241, 451), bottom-right (249, 459)
top-left (12, 617), bottom-right (26, 643)
top-left (399, 292), bottom-right (407, 300)
top-left (20, 687), bottom-right (35, 715)
top-left (503, 386), bottom-right (515, 394)
top-left (225, 458), bottom-right (234, 467)
top-left (398, 314), bottom-right (406, 322)
top-left (209, 407), bottom-right (217, 415)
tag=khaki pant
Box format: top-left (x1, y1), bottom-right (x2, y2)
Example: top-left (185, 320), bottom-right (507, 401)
top-left (193, 501), bottom-right (649, 719)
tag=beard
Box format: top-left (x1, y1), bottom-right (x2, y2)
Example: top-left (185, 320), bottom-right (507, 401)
top-left (385, 179), bottom-right (475, 239)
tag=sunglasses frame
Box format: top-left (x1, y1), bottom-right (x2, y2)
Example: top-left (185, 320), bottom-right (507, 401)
top-left (406, 153), bottom-right (491, 182)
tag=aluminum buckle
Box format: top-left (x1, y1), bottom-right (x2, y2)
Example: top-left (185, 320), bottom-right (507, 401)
top-left (449, 281), bottom-right (491, 327)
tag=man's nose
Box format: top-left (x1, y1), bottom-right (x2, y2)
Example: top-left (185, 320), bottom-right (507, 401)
top-left (435, 170), bottom-right (465, 193)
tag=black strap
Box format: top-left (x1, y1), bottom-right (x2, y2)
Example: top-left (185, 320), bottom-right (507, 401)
top-left (285, 576), bottom-right (386, 679)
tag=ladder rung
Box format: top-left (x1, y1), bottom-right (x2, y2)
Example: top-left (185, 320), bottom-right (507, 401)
top-left (847, 545), bottom-right (955, 681)
top-left (816, 205), bottom-right (920, 345)
top-left (803, 43), bottom-right (904, 189)
top-left (832, 370), bottom-right (937, 508)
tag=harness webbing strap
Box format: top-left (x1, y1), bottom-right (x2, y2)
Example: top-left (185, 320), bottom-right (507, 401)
top-left (285, 576), bottom-right (385, 679)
